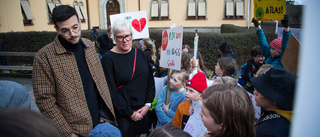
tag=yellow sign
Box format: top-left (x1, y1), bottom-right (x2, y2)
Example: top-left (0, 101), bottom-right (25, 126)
top-left (254, 0), bottom-right (286, 21)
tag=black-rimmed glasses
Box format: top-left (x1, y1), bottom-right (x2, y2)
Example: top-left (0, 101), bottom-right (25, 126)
top-left (115, 34), bottom-right (132, 42)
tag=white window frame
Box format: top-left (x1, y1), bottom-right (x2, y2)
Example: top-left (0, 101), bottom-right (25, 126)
top-left (236, 1), bottom-right (244, 16)
top-left (225, 0), bottom-right (244, 19)
top-left (198, 0), bottom-right (206, 17)
top-left (150, 0), bottom-right (170, 20)
top-left (74, 1), bottom-right (84, 20)
top-left (187, 0), bottom-right (196, 16)
top-left (151, 0), bottom-right (159, 17)
top-left (160, 0), bottom-right (169, 17)
top-left (79, 1), bottom-right (88, 19)
top-left (187, 0), bottom-right (206, 20)
top-left (21, 0), bottom-right (35, 20)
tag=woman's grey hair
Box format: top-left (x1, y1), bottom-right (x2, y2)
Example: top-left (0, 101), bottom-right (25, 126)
top-left (111, 19), bottom-right (132, 41)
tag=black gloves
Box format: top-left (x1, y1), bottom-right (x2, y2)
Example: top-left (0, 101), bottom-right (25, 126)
top-left (252, 18), bottom-right (260, 27)
top-left (281, 15), bottom-right (290, 28)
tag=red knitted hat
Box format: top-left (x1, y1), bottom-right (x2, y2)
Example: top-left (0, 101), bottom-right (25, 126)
top-left (270, 37), bottom-right (282, 52)
top-left (186, 72), bottom-right (207, 93)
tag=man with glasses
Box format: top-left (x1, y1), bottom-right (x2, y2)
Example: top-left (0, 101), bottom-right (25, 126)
top-left (32, 5), bottom-right (115, 137)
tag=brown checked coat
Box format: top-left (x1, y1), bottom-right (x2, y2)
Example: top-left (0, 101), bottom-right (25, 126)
top-left (32, 36), bottom-right (115, 137)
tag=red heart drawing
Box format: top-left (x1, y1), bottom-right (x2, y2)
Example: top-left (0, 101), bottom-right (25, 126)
top-left (162, 31), bottom-right (168, 51)
top-left (131, 18), bottom-right (146, 32)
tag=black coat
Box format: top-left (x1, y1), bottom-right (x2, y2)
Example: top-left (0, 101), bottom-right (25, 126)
top-left (255, 110), bottom-right (290, 137)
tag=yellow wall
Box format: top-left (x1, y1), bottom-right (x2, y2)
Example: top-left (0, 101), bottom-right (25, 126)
top-left (140, 0), bottom-right (255, 28)
top-left (24, 0), bottom-right (55, 31)
top-left (0, 0), bottom-right (24, 32)
top-left (87, 0), bottom-right (100, 29)
top-left (0, 0), bottom-right (254, 32)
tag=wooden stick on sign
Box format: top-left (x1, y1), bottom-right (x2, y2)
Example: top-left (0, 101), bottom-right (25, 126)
top-left (165, 69), bottom-right (173, 105)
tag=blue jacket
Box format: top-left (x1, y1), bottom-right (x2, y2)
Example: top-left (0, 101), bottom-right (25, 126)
top-left (257, 29), bottom-right (291, 69)
top-left (155, 85), bottom-right (186, 127)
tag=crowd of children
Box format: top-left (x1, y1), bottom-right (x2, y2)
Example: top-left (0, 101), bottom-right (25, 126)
top-left (148, 15), bottom-right (295, 137)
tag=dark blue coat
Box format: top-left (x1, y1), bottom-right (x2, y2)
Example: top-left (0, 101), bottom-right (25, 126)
top-left (255, 110), bottom-right (290, 137)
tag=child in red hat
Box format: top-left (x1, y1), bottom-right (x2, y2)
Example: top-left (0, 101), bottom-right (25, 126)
top-left (172, 72), bottom-right (207, 129)
top-left (252, 15), bottom-right (291, 69)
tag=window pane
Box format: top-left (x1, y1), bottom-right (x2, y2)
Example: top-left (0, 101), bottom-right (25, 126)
top-left (20, 1), bottom-right (35, 20)
top-left (48, 2), bottom-right (55, 13)
top-left (226, 1), bottom-right (234, 16)
top-left (236, 1), bottom-right (244, 16)
top-left (80, 5), bottom-right (88, 19)
top-left (151, 2), bottom-right (159, 17)
top-left (188, 2), bottom-right (196, 16)
top-left (161, 2), bottom-right (168, 17)
top-left (198, 1), bottom-right (206, 16)
top-left (74, 5), bottom-right (84, 19)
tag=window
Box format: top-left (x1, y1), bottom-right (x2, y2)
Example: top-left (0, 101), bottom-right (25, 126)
top-left (187, 0), bottom-right (206, 20)
top-left (224, 0), bottom-right (244, 19)
top-left (20, 0), bottom-right (35, 25)
top-left (150, 0), bottom-right (169, 20)
top-left (73, 0), bottom-right (86, 22)
top-left (79, 1), bottom-right (88, 20)
top-left (47, 0), bottom-right (61, 23)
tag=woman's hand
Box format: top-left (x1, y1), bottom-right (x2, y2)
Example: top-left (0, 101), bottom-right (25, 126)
top-left (130, 111), bottom-right (143, 121)
top-left (136, 105), bottom-right (150, 117)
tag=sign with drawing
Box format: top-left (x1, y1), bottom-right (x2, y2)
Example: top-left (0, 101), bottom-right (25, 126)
top-left (159, 25), bottom-right (183, 70)
top-left (184, 101), bottom-right (207, 137)
top-left (254, 0), bottom-right (286, 21)
top-left (110, 10), bottom-right (149, 39)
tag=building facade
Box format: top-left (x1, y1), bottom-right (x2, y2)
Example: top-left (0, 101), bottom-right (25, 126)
top-left (0, 0), bottom-right (255, 33)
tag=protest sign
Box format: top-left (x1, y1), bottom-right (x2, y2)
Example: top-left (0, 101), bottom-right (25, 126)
top-left (184, 101), bottom-right (207, 137)
top-left (110, 10), bottom-right (149, 39)
top-left (281, 34), bottom-right (301, 76)
top-left (254, 0), bottom-right (286, 21)
top-left (159, 25), bottom-right (183, 70)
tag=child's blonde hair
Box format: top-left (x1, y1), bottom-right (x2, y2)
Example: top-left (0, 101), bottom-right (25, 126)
top-left (212, 76), bottom-right (237, 86)
top-left (256, 64), bottom-right (273, 77)
top-left (143, 39), bottom-right (156, 64)
top-left (202, 84), bottom-right (255, 137)
top-left (172, 70), bottom-right (189, 84)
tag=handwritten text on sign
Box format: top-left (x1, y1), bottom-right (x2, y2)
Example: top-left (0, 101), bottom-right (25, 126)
top-left (184, 101), bottom-right (207, 137)
top-left (160, 25), bottom-right (183, 70)
top-left (254, 0), bottom-right (286, 21)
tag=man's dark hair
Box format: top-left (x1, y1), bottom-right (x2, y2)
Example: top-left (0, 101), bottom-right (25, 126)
top-left (52, 5), bottom-right (79, 28)
top-left (251, 46), bottom-right (263, 57)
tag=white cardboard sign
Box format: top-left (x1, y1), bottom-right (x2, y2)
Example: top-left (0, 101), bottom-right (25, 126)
top-left (184, 101), bottom-right (207, 137)
top-left (110, 10), bottom-right (149, 39)
top-left (159, 25), bottom-right (183, 70)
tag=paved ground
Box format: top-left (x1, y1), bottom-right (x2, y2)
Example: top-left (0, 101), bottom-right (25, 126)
top-left (0, 77), bottom-right (39, 112)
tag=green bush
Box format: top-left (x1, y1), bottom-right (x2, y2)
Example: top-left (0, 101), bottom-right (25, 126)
top-left (0, 29), bottom-right (277, 72)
